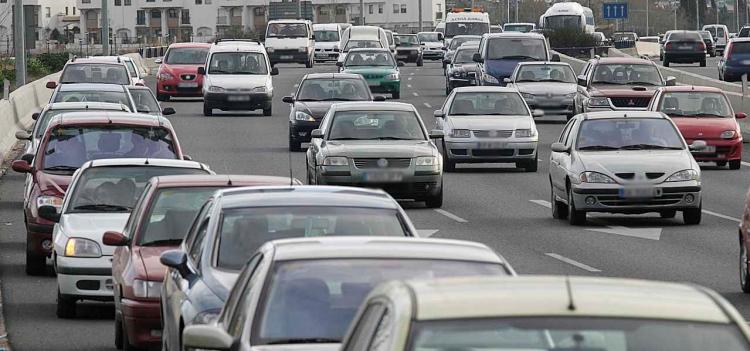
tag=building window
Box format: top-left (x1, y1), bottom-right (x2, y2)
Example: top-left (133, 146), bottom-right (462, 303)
top-left (45, 7), bottom-right (50, 17)
top-left (378, 4), bottom-right (383, 13)
top-left (181, 9), bottom-right (190, 24)
top-left (254, 7), bottom-right (265, 16)
top-left (400, 4), bottom-right (407, 13)
top-left (336, 6), bottom-right (345, 15)
top-left (114, 0), bottom-right (121, 5)
top-left (151, 10), bottom-right (161, 19)
top-left (393, 4), bottom-right (398, 13)
top-left (124, 0), bottom-right (131, 5)
top-left (82, 0), bottom-right (90, 3)
top-left (196, 0), bottom-right (202, 4)
top-left (168, 8), bottom-right (178, 18)
top-left (368, 4), bottom-right (373, 14)
top-left (65, 7), bottom-right (68, 15)
top-left (146, 0), bottom-right (154, 2)
top-left (136, 10), bottom-right (145, 25)
top-left (73, 7), bottom-right (76, 15)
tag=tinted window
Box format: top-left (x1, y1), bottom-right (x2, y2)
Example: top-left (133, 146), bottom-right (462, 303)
top-left (138, 187), bottom-right (222, 245)
top-left (315, 30), bottom-right (340, 42)
top-left (486, 38), bottom-right (546, 60)
top-left (591, 64), bottom-right (662, 85)
top-left (576, 118), bottom-right (684, 150)
top-left (329, 110), bottom-right (425, 140)
top-left (544, 16), bottom-right (581, 30)
top-left (54, 90), bottom-right (130, 106)
top-left (124, 61), bottom-right (138, 78)
top-left (209, 52), bottom-right (267, 75)
top-left (504, 24), bottom-right (534, 33)
top-left (450, 92), bottom-right (528, 116)
top-left (345, 40), bottom-right (383, 51)
top-left (266, 23), bottom-right (308, 38)
top-left (445, 22), bottom-right (489, 37)
top-left (516, 64), bottom-right (576, 83)
top-left (417, 33), bottom-right (440, 42)
top-left (129, 89), bottom-right (161, 114)
top-left (165, 47), bottom-right (209, 64)
top-left (658, 92), bottom-right (732, 118)
top-left (669, 31), bottom-right (702, 41)
top-left (454, 47), bottom-right (478, 63)
top-left (61, 63), bottom-right (131, 85)
top-left (449, 36), bottom-right (480, 50)
top-left (395, 35), bottom-right (418, 45)
top-left (345, 51), bottom-right (395, 67)
top-left (297, 79), bottom-right (370, 101)
top-left (731, 42), bottom-right (750, 54)
top-left (700, 31), bottom-right (713, 39)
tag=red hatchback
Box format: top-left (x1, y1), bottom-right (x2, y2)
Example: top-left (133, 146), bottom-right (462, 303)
top-left (103, 174), bottom-right (296, 350)
top-left (156, 42), bottom-right (211, 101)
top-left (12, 112), bottom-right (187, 275)
top-left (650, 86), bottom-right (745, 169)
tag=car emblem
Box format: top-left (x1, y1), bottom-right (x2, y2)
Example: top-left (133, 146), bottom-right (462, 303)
top-left (547, 93), bottom-right (553, 98)
top-left (489, 130), bottom-right (498, 137)
top-left (628, 99), bottom-right (636, 106)
top-left (377, 158), bottom-right (389, 168)
top-left (698, 132), bottom-right (704, 136)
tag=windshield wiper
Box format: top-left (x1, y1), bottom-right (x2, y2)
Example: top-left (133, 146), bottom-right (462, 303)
top-left (321, 98), bottom-right (355, 101)
top-left (43, 165), bottom-right (78, 171)
top-left (73, 204), bottom-right (131, 211)
top-left (578, 145), bottom-right (619, 150)
top-left (620, 144), bottom-right (682, 150)
top-left (265, 338), bottom-right (340, 345)
top-left (625, 81), bottom-right (657, 86)
top-left (685, 113), bottom-right (727, 118)
top-left (141, 239), bottom-right (182, 247)
top-left (498, 55), bottom-right (541, 60)
top-left (329, 137), bottom-right (362, 140)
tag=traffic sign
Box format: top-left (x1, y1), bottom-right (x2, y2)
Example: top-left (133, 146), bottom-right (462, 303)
top-left (603, 3), bottom-right (628, 19)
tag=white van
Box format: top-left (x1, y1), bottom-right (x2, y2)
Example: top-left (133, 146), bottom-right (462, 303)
top-left (313, 23), bottom-right (342, 63)
top-left (265, 19), bottom-right (315, 68)
top-left (337, 25), bottom-right (390, 66)
top-left (199, 39), bottom-right (279, 116)
top-left (703, 24), bottom-right (729, 54)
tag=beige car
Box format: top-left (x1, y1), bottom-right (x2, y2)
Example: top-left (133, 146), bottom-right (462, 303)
top-left (340, 276), bottom-right (750, 351)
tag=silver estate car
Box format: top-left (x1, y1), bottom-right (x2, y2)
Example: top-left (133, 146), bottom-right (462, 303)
top-left (549, 111), bottom-right (703, 225)
top-left (505, 61), bottom-right (582, 120)
top-left (435, 86), bottom-right (541, 172)
top-left (307, 102), bottom-right (444, 208)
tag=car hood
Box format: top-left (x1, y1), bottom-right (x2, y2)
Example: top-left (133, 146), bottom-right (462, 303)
top-left (670, 117), bottom-right (738, 139)
top-left (251, 344), bottom-right (340, 351)
top-left (449, 115), bottom-right (534, 131)
top-left (423, 42), bottom-right (443, 49)
top-left (315, 41), bottom-right (339, 50)
top-left (578, 150), bottom-right (692, 179)
top-left (515, 82), bottom-right (577, 95)
top-left (136, 245), bottom-right (179, 282)
top-left (161, 64), bottom-right (202, 75)
top-left (207, 75), bottom-right (269, 89)
top-left (343, 67), bottom-right (397, 75)
top-left (294, 101), bottom-right (337, 119)
top-left (324, 140), bottom-right (436, 158)
top-left (485, 59), bottom-right (529, 79)
top-left (589, 84), bottom-right (659, 97)
top-left (59, 213), bottom-right (130, 255)
top-left (452, 63), bottom-right (479, 71)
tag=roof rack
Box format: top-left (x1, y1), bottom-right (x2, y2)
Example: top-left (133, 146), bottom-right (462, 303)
top-left (214, 38), bottom-right (261, 45)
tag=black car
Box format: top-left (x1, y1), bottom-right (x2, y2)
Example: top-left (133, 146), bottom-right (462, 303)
top-left (394, 34), bottom-right (424, 66)
top-left (663, 30), bottom-right (707, 67)
top-left (445, 44), bottom-right (479, 94)
top-left (699, 30), bottom-right (716, 57)
top-left (283, 73), bottom-right (382, 151)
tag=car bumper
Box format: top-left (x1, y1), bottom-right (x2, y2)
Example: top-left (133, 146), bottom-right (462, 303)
top-left (571, 182), bottom-right (702, 213)
top-left (314, 50), bottom-right (339, 61)
top-left (445, 140), bottom-right (538, 162)
top-left (685, 138), bottom-right (742, 161)
top-left (122, 298), bottom-right (161, 347)
top-left (204, 92), bottom-right (272, 111)
top-left (317, 169), bottom-right (442, 199)
top-left (721, 66), bottom-right (750, 81)
top-left (396, 52), bottom-right (421, 62)
top-left (290, 120), bottom-right (322, 142)
top-left (448, 76), bottom-right (477, 87)
top-left (268, 51), bottom-right (309, 64)
top-left (422, 50), bottom-right (444, 59)
top-left (526, 98), bottom-right (576, 116)
top-left (56, 255), bottom-right (114, 299)
top-left (368, 80), bottom-right (400, 93)
top-left (26, 221), bottom-right (54, 256)
top-left (157, 80), bottom-right (203, 97)
top-left (664, 52), bottom-right (706, 62)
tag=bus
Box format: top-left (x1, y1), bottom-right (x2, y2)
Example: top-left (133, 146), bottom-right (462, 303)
top-left (444, 10), bottom-right (491, 46)
top-left (539, 2), bottom-right (595, 33)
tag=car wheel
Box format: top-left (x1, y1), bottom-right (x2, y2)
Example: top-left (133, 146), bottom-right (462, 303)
top-left (717, 160), bottom-right (728, 167)
top-left (289, 133), bottom-right (301, 152)
top-left (156, 93), bottom-right (170, 102)
top-left (683, 202), bottom-right (702, 225)
top-left (263, 105), bottom-right (273, 116)
top-left (424, 182), bottom-right (444, 208)
top-left (442, 142), bottom-right (456, 172)
top-left (115, 314), bottom-right (124, 349)
top-left (700, 59), bottom-right (706, 67)
top-left (551, 182), bottom-right (568, 220)
top-left (392, 91), bottom-right (400, 99)
top-left (417, 58), bottom-right (424, 66)
top-left (660, 210), bottom-right (676, 219)
top-left (519, 156), bottom-right (538, 172)
top-left (740, 236), bottom-right (750, 293)
top-left (202, 104), bottom-right (212, 116)
top-left (567, 187), bottom-right (586, 225)
top-left (663, 59), bottom-right (670, 67)
top-left (730, 160), bottom-right (742, 170)
top-left (25, 240), bottom-right (46, 276)
top-left (56, 288), bottom-right (76, 318)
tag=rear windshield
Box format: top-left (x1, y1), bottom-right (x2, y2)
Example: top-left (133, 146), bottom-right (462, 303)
top-left (486, 38), bottom-right (547, 61)
top-left (61, 63), bottom-right (131, 85)
top-left (128, 89), bottom-right (161, 115)
top-left (344, 51), bottom-right (395, 67)
top-left (164, 47), bottom-right (209, 65)
top-left (658, 91), bottom-right (732, 118)
top-left (344, 40), bottom-right (382, 51)
top-left (54, 89), bottom-right (131, 107)
top-left (669, 31), bottom-right (702, 41)
top-left (449, 36), bottom-right (480, 50)
top-left (418, 32), bottom-right (440, 42)
top-left (396, 35), bottom-right (419, 45)
top-left (314, 30), bottom-right (340, 42)
top-left (297, 78), bottom-right (370, 101)
top-left (731, 42), bottom-right (750, 54)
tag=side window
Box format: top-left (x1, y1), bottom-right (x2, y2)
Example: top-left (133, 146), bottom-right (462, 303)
top-left (227, 254), bottom-right (264, 337)
top-left (558, 119), bottom-right (574, 143)
top-left (122, 182), bottom-right (151, 238)
top-left (188, 217), bottom-right (211, 264)
top-left (581, 62), bottom-right (592, 77)
top-left (343, 303), bottom-right (386, 351)
top-left (563, 119), bottom-right (578, 147)
top-left (368, 307), bottom-right (393, 351)
top-left (184, 201), bottom-right (213, 252)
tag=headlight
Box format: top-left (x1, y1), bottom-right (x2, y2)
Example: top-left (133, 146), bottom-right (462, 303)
top-left (251, 86), bottom-right (267, 93)
top-left (565, 92), bottom-right (578, 98)
top-left (587, 97), bottom-right (610, 107)
top-left (521, 93), bottom-right (535, 100)
top-left (721, 130), bottom-right (737, 139)
top-left (37, 195), bottom-right (63, 210)
top-left (157, 72), bottom-right (174, 80)
top-left (415, 156), bottom-right (438, 166)
top-left (64, 238), bottom-right (102, 258)
top-left (208, 86), bottom-right (225, 93)
top-left (451, 129), bottom-right (471, 138)
top-left (482, 73), bottom-right (499, 84)
top-left (323, 157), bottom-right (349, 166)
top-left (385, 73), bottom-right (399, 80)
top-left (266, 47), bottom-right (275, 53)
top-left (133, 279), bottom-right (162, 299)
top-left (579, 171), bottom-right (616, 183)
top-left (193, 309), bottom-right (221, 325)
top-left (451, 70), bottom-right (466, 78)
top-left (295, 111), bottom-right (315, 121)
top-left (666, 169), bottom-right (699, 182)
top-left (515, 129), bottom-right (537, 138)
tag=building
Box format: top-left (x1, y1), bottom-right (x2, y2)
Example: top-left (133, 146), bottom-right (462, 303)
top-left (0, 0), bottom-right (77, 52)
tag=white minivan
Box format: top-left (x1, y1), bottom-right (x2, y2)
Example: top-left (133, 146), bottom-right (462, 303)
top-left (313, 23), bottom-right (342, 63)
top-left (265, 19), bottom-right (315, 67)
top-left (703, 24), bottom-right (729, 54)
top-left (337, 25), bottom-right (390, 66)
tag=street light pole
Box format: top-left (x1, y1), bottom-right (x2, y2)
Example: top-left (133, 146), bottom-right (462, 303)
top-left (102, 0), bottom-right (109, 55)
top-left (418, 0), bottom-right (423, 32)
top-left (697, 0), bottom-right (700, 29)
top-left (360, 0), bottom-right (365, 25)
top-left (13, 0), bottom-right (25, 86)
top-left (646, 0), bottom-right (649, 36)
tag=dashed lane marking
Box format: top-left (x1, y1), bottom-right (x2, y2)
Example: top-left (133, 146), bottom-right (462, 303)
top-left (545, 253), bottom-right (602, 272)
top-left (702, 210), bottom-right (741, 223)
top-left (423, 102), bottom-right (432, 108)
top-left (407, 84), bottom-right (413, 88)
top-left (413, 92), bottom-right (419, 97)
top-left (434, 209), bottom-right (468, 223)
top-left (417, 229), bottom-right (439, 237)
top-left (530, 199), bottom-right (551, 208)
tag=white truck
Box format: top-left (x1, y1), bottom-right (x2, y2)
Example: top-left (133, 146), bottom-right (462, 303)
top-left (265, 19), bottom-right (315, 68)
top-left (443, 11), bottom-right (490, 47)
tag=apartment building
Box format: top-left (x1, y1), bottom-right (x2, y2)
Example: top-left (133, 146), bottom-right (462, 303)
top-left (0, 0), bottom-right (77, 51)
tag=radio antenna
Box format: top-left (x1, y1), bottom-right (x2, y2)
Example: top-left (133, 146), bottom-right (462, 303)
top-left (288, 147), bottom-right (294, 187)
top-left (565, 275), bottom-right (576, 311)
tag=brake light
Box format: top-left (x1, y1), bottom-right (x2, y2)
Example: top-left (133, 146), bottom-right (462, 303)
top-left (665, 42), bottom-right (673, 50)
top-left (697, 41), bottom-right (706, 50)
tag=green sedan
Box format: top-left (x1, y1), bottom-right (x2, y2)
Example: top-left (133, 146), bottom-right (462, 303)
top-left (337, 47), bottom-right (402, 99)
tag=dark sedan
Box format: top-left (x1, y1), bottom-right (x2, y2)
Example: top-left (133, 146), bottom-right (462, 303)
top-left (394, 34), bottom-right (424, 66)
top-left (700, 30), bottom-right (717, 57)
top-left (719, 39), bottom-right (750, 81)
top-left (663, 30), bottom-right (707, 67)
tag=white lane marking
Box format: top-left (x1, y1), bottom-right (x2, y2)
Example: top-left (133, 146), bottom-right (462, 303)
top-left (545, 253), bottom-right (602, 272)
top-left (410, 72), bottom-right (415, 76)
top-left (530, 199), bottom-right (551, 208)
top-left (407, 84), bottom-right (413, 88)
top-left (423, 102), bottom-right (432, 108)
top-left (585, 225), bottom-right (662, 241)
top-left (742, 161), bottom-right (750, 167)
top-left (702, 209), bottom-right (741, 223)
top-left (293, 84), bottom-right (299, 88)
top-left (412, 92), bottom-right (419, 97)
top-left (417, 229), bottom-right (439, 237)
top-left (408, 77), bottom-right (413, 81)
top-left (434, 209), bottom-right (468, 223)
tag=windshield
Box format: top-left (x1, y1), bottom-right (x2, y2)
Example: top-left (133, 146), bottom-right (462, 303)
top-left (516, 64), bottom-right (576, 83)
top-left (297, 79), bottom-right (370, 101)
top-left (266, 23), bottom-right (308, 38)
top-left (544, 15), bottom-right (581, 30)
top-left (417, 32), bottom-right (440, 42)
top-left (129, 89), bottom-right (161, 114)
top-left (344, 51), bottom-right (395, 67)
top-left (344, 40), bottom-right (382, 51)
top-left (449, 36), bottom-right (480, 50)
top-left (576, 118), bottom-right (684, 150)
top-left (61, 63), bottom-right (131, 85)
top-left (668, 31), bottom-right (702, 41)
top-left (329, 110), bottom-right (425, 140)
top-left (396, 35), bottom-right (419, 45)
top-left (254, 259), bottom-right (507, 345)
top-left (613, 32), bottom-right (637, 41)
top-left (216, 207), bottom-right (408, 270)
top-left (137, 187), bottom-right (221, 245)
top-left (486, 38), bottom-right (547, 60)
top-left (450, 92), bottom-right (528, 116)
top-left (446, 22), bottom-right (489, 38)
top-left (124, 61), bottom-right (138, 78)
top-left (54, 90), bottom-right (130, 107)
top-left (164, 47), bottom-right (209, 64)
top-left (591, 64), bottom-right (662, 85)
top-left (658, 92), bottom-right (732, 118)
top-left (314, 30), bottom-right (339, 42)
top-left (740, 27), bottom-right (750, 37)
top-left (454, 48), bottom-right (479, 63)
top-left (67, 167), bottom-right (207, 214)
top-left (408, 317), bottom-right (750, 351)
top-left (208, 52), bottom-right (267, 75)
top-left (504, 24), bottom-right (534, 32)
top-left (730, 42), bottom-right (750, 54)
top-left (700, 31), bottom-right (713, 40)
top-left (42, 126), bottom-right (177, 172)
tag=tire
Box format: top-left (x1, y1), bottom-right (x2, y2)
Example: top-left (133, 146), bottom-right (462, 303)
top-left (740, 236), bottom-right (750, 293)
top-left (56, 288), bottom-right (76, 318)
top-left (663, 59), bottom-right (670, 67)
top-left (730, 160), bottom-right (742, 170)
top-left (717, 160), bottom-right (728, 167)
top-left (567, 187), bottom-right (586, 225)
top-left (156, 93), bottom-right (170, 102)
top-left (263, 105), bottom-right (272, 116)
top-left (289, 132), bottom-right (302, 152)
top-left (442, 142), bottom-right (456, 172)
top-left (700, 59), bottom-right (706, 67)
top-left (660, 210), bottom-right (676, 219)
top-left (115, 315), bottom-right (124, 349)
top-left (518, 156), bottom-right (538, 172)
top-left (306, 59), bottom-right (313, 68)
top-left (424, 183), bottom-right (443, 208)
top-left (417, 58), bottom-right (424, 67)
top-left (551, 182), bottom-right (568, 220)
top-left (25, 240), bottom-right (45, 276)
top-left (392, 91), bottom-right (400, 99)
top-left (683, 202), bottom-right (702, 225)
top-left (202, 104), bottom-right (212, 116)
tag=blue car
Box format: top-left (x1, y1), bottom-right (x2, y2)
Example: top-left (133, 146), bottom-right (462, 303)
top-left (473, 33), bottom-right (559, 86)
top-left (719, 38), bottom-right (750, 82)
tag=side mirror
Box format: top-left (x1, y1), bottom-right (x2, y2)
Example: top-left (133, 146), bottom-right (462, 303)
top-left (38, 205), bottom-right (61, 223)
top-left (21, 153), bottom-right (34, 163)
top-left (577, 76), bottom-right (587, 86)
top-left (182, 325), bottom-right (234, 351)
top-left (551, 53), bottom-right (561, 62)
top-left (438, 33), bottom-right (444, 41)
top-left (434, 110), bottom-right (445, 118)
top-left (532, 109), bottom-right (544, 118)
top-left (690, 140), bottom-right (707, 151)
top-left (373, 95), bottom-right (386, 101)
top-left (503, 77), bottom-right (512, 84)
top-left (665, 76), bottom-right (676, 86)
top-left (550, 142), bottom-right (569, 153)
top-left (271, 67), bottom-right (279, 76)
top-left (311, 129), bottom-right (324, 139)
top-left (162, 107), bottom-right (176, 116)
top-left (429, 130), bottom-right (445, 139)
top-left (336, 61), bottom-right (343, 67)
top-left (15, 130), bottom-right (31, 140)
top-left (45, 81), bottom-right (57, 89)
top-left (197, 67), bottom-right (206, 75)
top-left (102, 231), bottom-right (130, 246)
top-left (154, 58), bottom-right (163, 64)
top-left (11, 159), bottom-right (32, 173)
top-left (282, 96), bottom-right (295, 104)
top-left (160, 250), bottom-right (192, 278)
top-left (736, 112), bottom-right (747, 119)
top-left (397, 61), bottom-right (405, 67)
top-left (472, 52), bottom-right (483, 63)
top-left (443, 58), bottom-right (451, 64)
top-left (32, 112), bottom-right (40, 120)
top-left (311, 35), bottom-right (316, 41)
top-left (182, 155), bottom-right (192, 161)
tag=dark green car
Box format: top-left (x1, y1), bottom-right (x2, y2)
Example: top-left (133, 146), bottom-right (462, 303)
top-left (337, 48), bottom-right (401, 99)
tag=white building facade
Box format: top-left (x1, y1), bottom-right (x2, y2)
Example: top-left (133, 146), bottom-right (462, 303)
top-left (0, 0), bottom-right (78, 51)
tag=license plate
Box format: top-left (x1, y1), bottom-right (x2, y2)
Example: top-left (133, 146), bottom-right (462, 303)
top-left (679, 45), bottom-right (692, 50)
top-left (178, 82), bottom-right (198, 88)
top-left (619, 186), bottom-right (659, 199)
top-left (397, 55), bottom-right (408, 59)
top-left (692, 145), bottom-right (716, 153)
top-left (228, 95), bottom-right (250, 102)
top-left (363, 172), bottom-right (403, 182)
top-left (280, 55), bottom-right (293, 59)
top-left (478, 142), bottom-right (507, 149)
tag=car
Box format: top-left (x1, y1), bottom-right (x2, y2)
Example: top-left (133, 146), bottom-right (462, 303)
top-left (593, 31), bottom-right (608, 45)
top-left (384, 29), bottom-right (397, 54)
top-left (49, 83), bottom-right (137, 112)
top-left (37, 158), bottom-right (212, 319)
top-left (506, 61), bottom-right (582, 120)
top-left (611, 31), bottom-right (639, 44)
top-left (700, 30), bottom-right (717, 57)
top-left (127, 85), bottom-right (176, 117)
top-left (313, 23), bottom-right (343, 63)
top-left (417, 31), bottom-right (445, 61)
top-left (649, 86), bottom-right (745, 169)
top-left (703, 24), bottom-right (729, 54)
top-left (394, 34), bottom-right (424, 66)
top-left (159, 185), bottom-right (418, 351)
top-left (337, 26), bottom-right (390, 67)
top-left (444, 44), bottom-right (479, 94)
top-left (199, 40), bottom-right (279, 116)
top-left (549, 111), bottom-right (703, 225)
top-left (719, 38), bottom-right (750, 81)
top-left (155, 42), bottom-right (211, 101)
top-left (435, 86), bottom-right (540, 172)
top-left (337, 48), bottom-right (402, 99)
top-left (341, 276), bottom-right (750, 351)
top-left (306, 102), bottom-right (444, 207)
top-left (104, 174), bottom-right (295, 350)
top-left (579, 57), bottom-right (675, 112)
top-left (11, 112), bottom-right (188, 275)
top-left (662, 30), bottom-right (706, 67)
top-left (442, 35), bottom-right (481, 72)
top-left (490, 24), bottom-right (503, 33)
top-left (474, 33), bottom-right (558, 86)
top-left (739, 25), bottom-right (750, 37)
top-left (119, 56), bottom-right (145, 86)
top-left (265, 19), bottom-right (315, 67)
top-left (283, 73), bottom-right (381, 151)
top-left (49, 56), bottom-right (132, 89)
top-left (180, 237), bottom-right (516, 351)
top-left (502, 22), bottom-right (535, 32)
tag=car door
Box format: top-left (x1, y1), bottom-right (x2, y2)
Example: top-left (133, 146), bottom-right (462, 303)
top-left (550, 118), bottom-right (577, 197)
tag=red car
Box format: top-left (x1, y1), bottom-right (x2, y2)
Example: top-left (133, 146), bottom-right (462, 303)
top-left (12, 112), bottom-right (187, 275)
top-left (155, 42), bottom-right (211, 101)
top-left (103, 174), bottom-right (295, 350)
top-left (650, 86), bottom-right (745, 169)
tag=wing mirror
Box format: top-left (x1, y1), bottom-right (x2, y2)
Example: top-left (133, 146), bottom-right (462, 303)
top-left (336, 61), bottom-right (343, 67)
top-left (20, 153), bottom-right (34, 163)
top-left (577, 75), bottom-right (587, 86)
top-left (429, 129), bottom-right (445, 139)
top-left (182, 325), bottom-right (235, 351)
top-left (45, 81), bottom-right (57, 89)
top-left (434, 110), bottom-right (445, 118)
top-left (736, 112), bottom-right (747, 119)
top-left (690, 140), bottom-right (708, 151)
top-left (551, 53), bottom-right (561, 62)
top-left (32, 112), bottom-right (40, 120)
top-left (271, 67), bottom-right (279, 76)
top-left (11, 159), bottom-right (32, 173)
top-left (102, 231), bottom-right (130, 246)
top-left (373, 95), bottom-right (386, 101)
top-left (282, 96), bottom-right (295, 104)
top-left (154, 58), bottom-right (163, 64)
top-left (38, 205), bottom-right (61, 223)
top-left (472, 52), bottom-right (483, 63)
top-left (532, 109), bottom-right (545, 118)
top-left (550, 142), bottom-right (569, 153)
top-left (197, 67), bottom-right (206, 75)
top-left (443, 58), bottom-right (451, 64)
top-left (665, 76), bottom-right (676, 86)
top-left (503, 77), bottom-right (512, 84)
top-left (311, 129), bottom-right (324, 138)
top-left (160, 250), bottom-right (192, 278)
top-left (162, 107), bottom-right (176, 116)
top-left (15, 130), bottom-right (31, 140)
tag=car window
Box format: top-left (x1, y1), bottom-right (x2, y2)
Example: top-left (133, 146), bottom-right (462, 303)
top-left (138, 187), bottom-right (223, 246)
top-left (129, 89), bottom-right (161, 114)
top-left (515, 65), bottom-right (576, 83)
top-left (486, 38), bottom-right (546, 60)
top-left (226, 253), bottom-right (264, 337)
top-left (328, 110), bottom-right (425, 141)
top-left (446, 22), bottom-right (489, 37)
top-left (449, 92), bottom-right (528, 116)
top-left (315, 30), bottom-right (340, 42)
top-left (453, 48), bottom-right (479, 63)
top-left (345, 40), bottom-right (382, 51)
top-left (576, 118), bottom-right (684, 150)
top-left (591, 64), bottom-right (662, 86)
top-left (344, 303), bottom-right (386, 351)
top-left (559, 119), bottom-right (575, 144)
top-left (449, 37), bottom-right (480, 50)
top-left (209, 52), bottom-right (268, 75)
top-left (61, 63), bottom-right (131, 85)
top-left (53, 90), bottom-right (131, 106)
top-left (165, 47), bottom-right (209, 64)
top-left (417, 33), bottom-right (440, 42)
top-left (189, 217), bottom-right (211, 264)
top-left (668, 31), bottom-right (702, 41)
top-left (369, 307), bottom-right (393, 351)
top-left (297, 79), bottom-right (371, 101)
top-left (123, 182), bottom-right (151, 237)
top-left (345, 51), bottom-right (395, 67)
top-left (395, 35), bottom-right (418, 45)
top-left (184, 201), bottom-right (212, 251)
top-left (658, 92), bottom-right (732, 118)
top-left (730, 42), bottom-right (750, 54)
top-left (267, 23), bottom-right (308, 38)
top-left (35, 109), bottom-right (67, 139)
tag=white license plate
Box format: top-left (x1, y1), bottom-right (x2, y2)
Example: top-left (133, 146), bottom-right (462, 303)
top-left (478, 142), bottom-right (507, 149)
top-left (178, 82), bottom-right (198, 88)
top-left (619, 186), bottom-right (659, 199)
top-left (363, 172), bottom-right (403, 182)
top-left (228, 95), bottom-right (250, 102)
top-left (692, 145), bottom-right (716, 153)
top-left (280, 55), bottom-right (293, 59)
top-left (679, 45), bottom-right (692, 50)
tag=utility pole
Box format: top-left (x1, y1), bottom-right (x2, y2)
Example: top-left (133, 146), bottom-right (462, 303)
top-left (101, 0), bottom-right (109, 55)
top-left (507, 0), bottom-right (510, 23)
top-left (360, 0), bottom-right (365, 25)
top-left (515, 0), bottom-right (519, 22)
top-left (418, 0), bottom-right (423, 32)
top-left (13, 0), bottom-right (25, 87)
top-left (646, 0), bottom-right (649, 36)
top-left (697, 0), bottom-right (700, 29)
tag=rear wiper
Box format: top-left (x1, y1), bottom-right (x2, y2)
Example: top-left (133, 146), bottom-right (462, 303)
top-left (265, 338), bottom-right (340, 345)
top-left (140, 239), bottom-right (182, 247)
top-left (578, 145), bottom-right (619, 150)
top-left (43, 165), bottom-right (79, 171)
top-left (73, 204), bottom-right (131, 211)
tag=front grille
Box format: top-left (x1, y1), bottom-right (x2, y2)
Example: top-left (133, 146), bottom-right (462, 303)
top-left (646, 172), bottom-right (664, 179)
top-left (472, 130), bottom-right (513, 138)
top-left (273, 49), bottom-right (298, 55)
top-left (596, 193), bottom-right (684, 207)
top-left (610, 97), bottom-right (651, 108)
top-left (180, 74), bottom-right (196, 81)
top-left (353, 158), bottom-right (411, 169)
top-left (472, 149), bottom-right (514, 157)
top-left (615, 173), bottom-right (635, 179)
top-left (363, 74), bottom-right (384, 80)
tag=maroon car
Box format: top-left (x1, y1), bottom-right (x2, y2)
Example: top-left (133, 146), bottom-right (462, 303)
top-left (103, 174), bottom-right (298, 350)
top-left (12, 112), bottom-right (187, 275)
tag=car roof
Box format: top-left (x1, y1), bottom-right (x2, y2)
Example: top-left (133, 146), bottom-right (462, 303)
top-left (58, 83), bottom-right (126, 92)
top-left (394, 276), bottom-right (731, 323)
top-left (217, 185), bottom-right (399, 210)
top-left (210, 43), bottom-right (266, 53)
top-left (578, 111), bottom-right (667, 120)
top-left (453, 86), bottom-right (519, 93)
top-left (331, 101), bottom-right (415, 112)
top-left (485, 32), bottom-right (545, 40)
top-left (150, 174), bottom-right (294, 189)
top-left (168, 42), bottom-right (211, 49)
top-left (47, 111), bottom-right (171, 127)
top-left (658, 86), bottom-right (725, 93)
top-left (80, 158), bottom-right (210, 171)
top-left (594, 57), bottom-right (654, 64)
top-left (348, 47), bottom-right (391, 52)
top-left (46, 102), bottom-right (130, 112)
top-left (69, 56), bottom-right (123, 64)
top-left (516, 61), bottom-right (571, 67)
top-left (303, 73), bottom-right (364, 80)
top-left (267, 237), bottom-right (506, 263)
top-left (268, 19), bottom-right (310, 24)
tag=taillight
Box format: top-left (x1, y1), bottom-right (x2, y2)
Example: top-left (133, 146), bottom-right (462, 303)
top-left (666, 42), bottom-right (673, 50)
top-left (697, 41), bottom-right (706, 50)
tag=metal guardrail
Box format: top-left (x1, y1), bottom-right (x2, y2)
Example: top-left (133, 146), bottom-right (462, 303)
top-left (551, 46), bottom-right (612, 59)
top-left (138, 46), bottom-right (168, 58)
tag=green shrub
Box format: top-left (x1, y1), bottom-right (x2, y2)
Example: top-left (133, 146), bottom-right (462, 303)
top-left (27, 57), bottom-right (50, 77)
top-left (36, 53), bottom-right (70, 72)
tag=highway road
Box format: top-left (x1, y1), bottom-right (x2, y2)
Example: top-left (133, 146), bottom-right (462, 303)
top-left (655, 55), bottom-right (725, 81)
top-left (2, 60), bottom-right (750, 350)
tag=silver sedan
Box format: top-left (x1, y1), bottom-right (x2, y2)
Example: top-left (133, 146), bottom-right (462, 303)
top-left (505, 61), bottom-right (582, 120)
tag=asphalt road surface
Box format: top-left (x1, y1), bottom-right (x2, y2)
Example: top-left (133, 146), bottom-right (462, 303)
top-left (655, 55), bottom-right (727, 82)
top-left (3, 60), bottom-right (750, 350)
